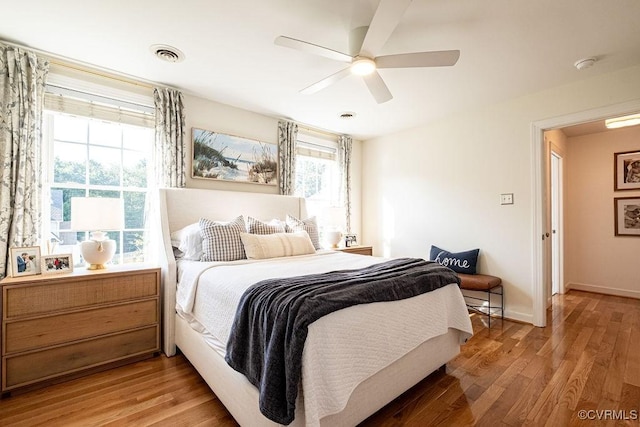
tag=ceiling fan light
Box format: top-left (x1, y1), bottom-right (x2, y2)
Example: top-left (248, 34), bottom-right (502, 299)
top-left (605, 113), bottom-right (640, 129)
top-left (351, 58), bottom-right (376, 76)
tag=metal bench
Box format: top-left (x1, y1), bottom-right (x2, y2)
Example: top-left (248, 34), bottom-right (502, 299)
top-left (457, 273), bottom-right (503, 328)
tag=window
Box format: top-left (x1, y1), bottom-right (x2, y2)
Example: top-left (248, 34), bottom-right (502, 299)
top-left (43, 87), bottom-right (154, 266)
top-left (294, 133), bottom-right (345, 238)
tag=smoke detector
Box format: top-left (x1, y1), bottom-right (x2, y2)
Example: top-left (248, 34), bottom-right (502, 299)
top-left (150, 44), bottom-right (185, 63)
top-left (574, 57), bottom-right (596, 70)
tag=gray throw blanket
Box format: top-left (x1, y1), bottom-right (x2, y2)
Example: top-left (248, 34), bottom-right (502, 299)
top-left (224, 257), bottom-right (459, 425)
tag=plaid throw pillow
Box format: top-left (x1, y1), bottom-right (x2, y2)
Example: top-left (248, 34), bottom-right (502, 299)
top-left (285, 214), bottom-right (321, 250)
top-left (247, 216), bottom-right (286, 235)
top-left (199, 216), bottom-right (247, 262)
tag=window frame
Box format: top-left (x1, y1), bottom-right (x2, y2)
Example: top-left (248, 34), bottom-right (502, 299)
top-left (41, 85), bottom-right (154, 266)
top-left (294, 131), bottom-right (345, 237)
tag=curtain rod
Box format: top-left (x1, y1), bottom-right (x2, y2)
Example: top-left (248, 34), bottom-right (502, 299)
top-left (49, 59), bottom-right (155, 90)
top-left (296, 124), bottom-right (343, 138)
top-left (1, 39), bottom-right (162, 91)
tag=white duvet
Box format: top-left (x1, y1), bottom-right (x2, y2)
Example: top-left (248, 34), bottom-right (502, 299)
top-left (176, 251), bottom-right (473, 426)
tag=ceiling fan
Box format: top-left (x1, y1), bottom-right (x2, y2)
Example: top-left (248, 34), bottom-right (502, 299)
top-left (275, 0), bottom-right (460, 104)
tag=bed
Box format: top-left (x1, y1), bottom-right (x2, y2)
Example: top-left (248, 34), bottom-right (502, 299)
top-left (156, 188), bottom-right (473, 426)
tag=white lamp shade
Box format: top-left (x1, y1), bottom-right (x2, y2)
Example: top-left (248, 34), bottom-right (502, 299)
top-left (71, 197), bottom-right (124, 232)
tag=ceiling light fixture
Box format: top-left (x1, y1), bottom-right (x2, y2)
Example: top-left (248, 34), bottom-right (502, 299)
top-left (605, 113), bottom-right (640, 129)
top-left (350, 57), bottom-right (376, 76)
top-left (574, 57), bottom-right (596, 70)
top-left (150, 44), bottom-right (185, 63)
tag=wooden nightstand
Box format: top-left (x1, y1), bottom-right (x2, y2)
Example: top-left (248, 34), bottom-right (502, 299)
top-left (0, 265), bottom-right (160, 394)
top-left (335, 245), bottom-right (373, 256)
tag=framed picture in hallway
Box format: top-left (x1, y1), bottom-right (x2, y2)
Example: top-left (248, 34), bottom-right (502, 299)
top-left (614, 197), bottom-right (640, 236)
top-left (614, 150), bottom-right (640, 191)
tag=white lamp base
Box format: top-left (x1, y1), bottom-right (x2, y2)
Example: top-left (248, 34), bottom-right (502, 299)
top-left (79, 238), bottom-right (116, 270)
top-left (325, 230), bottom-right (343, 249)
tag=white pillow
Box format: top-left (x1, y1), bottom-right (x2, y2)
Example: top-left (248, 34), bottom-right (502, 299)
top-left (285, 215), bottom-right (321, 250)
top-left (240, 231), bottom-right (316, 260)
top-left (170, 222), bottom-right (203, 260)
top-left (200, 216), bottom-right (247, 262)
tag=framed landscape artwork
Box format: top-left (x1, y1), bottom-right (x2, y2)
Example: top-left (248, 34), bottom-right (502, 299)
top-left (614, 197), bottom-right (640, 237)
top-left (191, 128), bottom-right (278, 185)
top-left (614, 150), bottom-right (640, 191)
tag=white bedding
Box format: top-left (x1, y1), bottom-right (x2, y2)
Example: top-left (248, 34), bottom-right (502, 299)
top-left (176, 251), bottom-right (473, 426)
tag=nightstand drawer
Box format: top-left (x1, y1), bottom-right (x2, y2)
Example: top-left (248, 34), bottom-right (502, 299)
top-left (3, 326), bottom-right (158, 390)
top-left (4, 299), bottom-right (158, 354)
top-left (3, 271), bottom-right (158, 319)
top-left (335, 245), bottom-right (373, 256)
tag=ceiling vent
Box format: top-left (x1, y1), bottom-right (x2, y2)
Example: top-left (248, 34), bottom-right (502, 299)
top-left (150, 44), bottom-right (185, 63)
top-left (574, 57), bottom-right (596, 70)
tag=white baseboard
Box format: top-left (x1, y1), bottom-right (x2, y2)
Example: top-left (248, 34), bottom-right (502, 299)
top-left (567, 282), bottom-right (640, 300)
top-left (504, 309), bottom-right (533, 325)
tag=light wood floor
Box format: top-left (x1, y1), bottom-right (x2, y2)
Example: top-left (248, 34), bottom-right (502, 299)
top-left (0, 290), bottom-right (638, 426)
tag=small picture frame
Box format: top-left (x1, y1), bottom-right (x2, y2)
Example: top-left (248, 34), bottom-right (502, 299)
top-left (614, 197), bottom-right (640, 237)
top-left (344, 234), bottom-right (358, 247)
top-left (614, 150), bottom-right (640, 191)
top-left (9, 246), bottom-right (41, 277)
top-left (41, 254), bottom-right (74, 274)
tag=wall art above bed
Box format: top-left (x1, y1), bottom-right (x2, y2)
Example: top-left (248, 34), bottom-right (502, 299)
top-left (192, 128), bottom-right (278, 185)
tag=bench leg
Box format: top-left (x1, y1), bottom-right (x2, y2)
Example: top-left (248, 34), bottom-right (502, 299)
top-left (487, 289), bottom-right (491, 328)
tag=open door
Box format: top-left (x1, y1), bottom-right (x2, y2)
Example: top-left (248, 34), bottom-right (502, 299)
top-left (550, 152), bottom-right (563, 296)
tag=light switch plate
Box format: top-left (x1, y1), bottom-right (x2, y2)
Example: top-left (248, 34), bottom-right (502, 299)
top-left (500, 193), bottom-right (514, 205)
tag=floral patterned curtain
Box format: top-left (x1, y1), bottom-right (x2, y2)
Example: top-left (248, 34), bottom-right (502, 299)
top-left (153, 87), bottom-right (186, 188)
top-left (337, 134), bottom-right (353, 232)
top-left (278, 120), bottom-right (298, 195)
top-left (0, 43), bottom-right (49, 278)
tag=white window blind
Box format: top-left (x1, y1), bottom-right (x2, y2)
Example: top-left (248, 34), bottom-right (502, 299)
top-left (296, 131), bottom-right (337, 160)
top-left (45, 85), bottom-right (155, 128)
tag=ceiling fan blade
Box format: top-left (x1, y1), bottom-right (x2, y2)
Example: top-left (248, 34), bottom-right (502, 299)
top-left (359, 0), bottom-right (412, 57)
top-left (376, 50), bottom-right (461, 68)
top-left (275, 36), bottom-right (352, 63)
top-left (363, 71), bottom-right (393, 104)
top-left (300, 67), bottom-right (352, 94)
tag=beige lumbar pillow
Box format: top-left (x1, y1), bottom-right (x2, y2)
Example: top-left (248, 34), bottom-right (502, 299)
top-left (240, 231), bottom-right (316, 260)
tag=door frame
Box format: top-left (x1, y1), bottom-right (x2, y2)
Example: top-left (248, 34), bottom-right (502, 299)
top-left (530, 100), bottom-right (640, 327)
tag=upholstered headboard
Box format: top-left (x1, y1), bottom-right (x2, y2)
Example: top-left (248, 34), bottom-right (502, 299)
top-left (157, 188), bottom-right (307, 356)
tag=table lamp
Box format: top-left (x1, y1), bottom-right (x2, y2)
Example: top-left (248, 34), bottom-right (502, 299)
top-left (322, 206), bottom-right (346, 248)
top-left (71, 197), bottom-right (124, 270)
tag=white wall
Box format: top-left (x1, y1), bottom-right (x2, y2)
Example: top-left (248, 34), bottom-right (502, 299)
top-left (564, 126), bottom-right (640, 298)
top-left (183, 94), bottom-right (363, 238)
top-left (362, 64), bottom-right (640, 323)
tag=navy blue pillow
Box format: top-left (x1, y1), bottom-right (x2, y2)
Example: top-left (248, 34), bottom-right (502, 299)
top-left (430, 245), bottom-right (479, 275)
